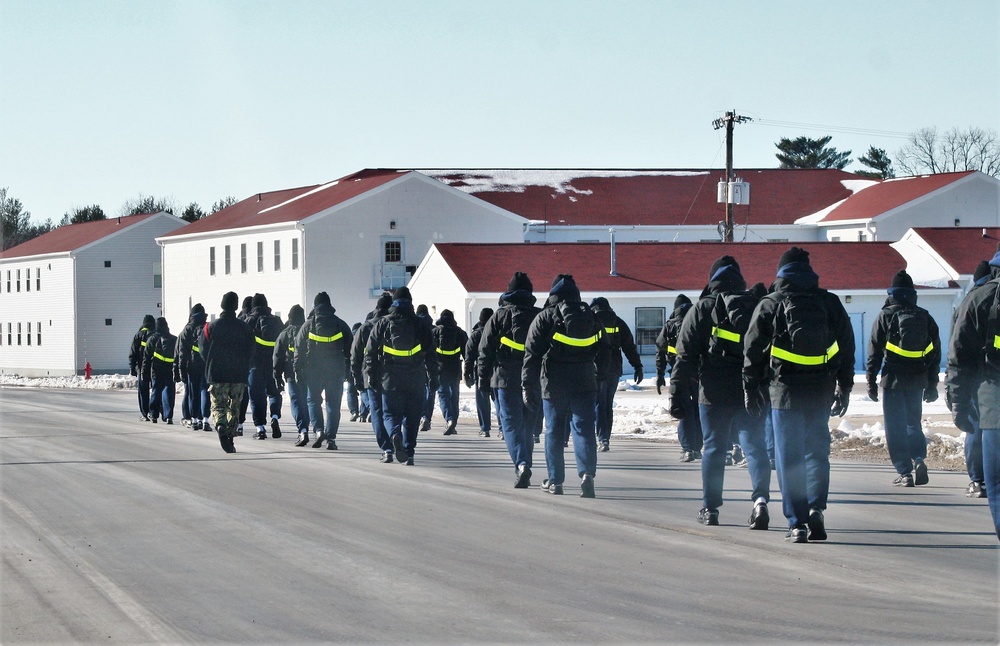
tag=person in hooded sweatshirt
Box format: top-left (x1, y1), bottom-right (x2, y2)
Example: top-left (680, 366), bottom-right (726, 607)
top-left (480, 272), bottom-right (542, 488)
top-left (947, 260), bottom-right (991, 499)
top-left (129, 314), bottom-right (157, 421)
top-left (143, 316), bottom-right (177, 424)
top-left (590, 297), bottom-right (644, 452)
top-left (202, 291), bottom-right (255, 453)
top-left (415, 303), bottom-right (436, 432)
top-left (465, 307), bottom-right (495, 437)
top-left (949, 248), bottom-right (1000, 540)
top-left (242, 293), bottom-right (286, 440)
top-left (352, 292), bottom-right (395, 461)
top-left (174, 303), bottom-right (211, 431)
top-left (433, 309), bottom-right (469, 435)
top-left (522, 274), bottom-right (609, 498)
top-left (866, 270), bottom-right (942, 488)
top-left (347, 322), bottom-right (367, 422)
top-left (744, 247), bottom-right (855, 543)
top-left (365, 287), bottom-right (438, 466)
top-left (295, 292), bottom-right (353, 450)
top-left (655, 294), bottom-right (702, 462)
top-left (274, 305), bottom-right (310, 447)
top-left (671, 256), bottom-right (771, 531)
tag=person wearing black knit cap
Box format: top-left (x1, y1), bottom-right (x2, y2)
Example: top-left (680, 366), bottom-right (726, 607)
top-left (352, 292), bottom-right (395, 461)
top-left (432, 309), bottom-right (469, 435)
top-left (244, 293), bottom-right (287, 440)
top-left (866, 270), bottom-right (942, 488)
top-left (202, 291), bottom-right (255, 453)
top-left (175, 303), bottom-right (211, 431)
top-left (465, 306), bottom-right (495, 437)
top-left (744, 247), bottom-right (855, 543)
top-left (295, 292), bottom-right (353, 450)
top-left (274, 304), bottom-right (311, 447)
top-left (415, 303), bottom-right (436, 432)
top-left (655, 294), bottom-right (702, 461)
top-left (671, 255), bottom-right (772, 530)
top-left (590, 297), bottom-right (644, 453)
top-left (129, 314), bottom-right (157, 421)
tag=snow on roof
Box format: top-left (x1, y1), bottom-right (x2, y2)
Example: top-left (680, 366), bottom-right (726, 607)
top-left (911, 227), bottom-right (1000, 275)
top-left (0, 212), bottom-right (160, 260)
top-left (810, 171), bottom-right (977, 224)
top-left (431, 241), bottom-right (910, 294)
top-left (418, 168), bottom-right (857, 227)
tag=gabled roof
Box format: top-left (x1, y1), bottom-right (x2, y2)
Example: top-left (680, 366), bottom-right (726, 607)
top-left (910, 227), bottom-right (1000, 275)
top-left (418, 168), bottom-right (859, 227)
top-left (431, 241), bottom-right (910, 293)
top-left (159, 169), bottom-right (407, 238)
top-left (0, 212), bottom-right (160, 260)
top-left (814, 171), bottom-right (977, 223)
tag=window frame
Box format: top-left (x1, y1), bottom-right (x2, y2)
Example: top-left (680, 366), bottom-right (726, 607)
top-left (634, 306), bottom-right (666, 356)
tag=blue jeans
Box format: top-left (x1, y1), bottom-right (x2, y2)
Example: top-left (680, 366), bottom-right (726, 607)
top-left (475, 383), bottom-right (493, 432)
top-left (186, 369), bottom-right (210, 420)
top-left (764, 410), bottom-right (775, 462)
top-left (677, 389), bottom-right (703, 452)
top-left (963, 396), bottom-right (984, 484)
top-left (882, 387), bottom-right (926, 475)
top-left (137, 377), bottom-right (151, 418)
top-left (772, 402), bottom-right (831, 528)
top-left (698, 403), bottom-right (770, 511)
top-left (307, 375), bottom-right (343, 439)
top-left (368, 387), bottom-right (391, 451)
top-left (497, 386), bottom-right (535, 469)
top-left (347, 386), bottom-right (360, 416)
top-left (437, 375), bottom-right (461, 423)
top-left (249, 365), bottom-right (282, 427)
top-left (595, 378), bottom-right (618, 445)
top-left (422, 384), bottom-right (435, 421)
top-left (543, 391), bottom-right (597, 485)
top-left (286, 378), bottom-right (310, 432)
top-left (149, 372), bottom-right (175, 422)
top-left (383, 388), bottom-right (423, 456)
top-left (980, 429), bottom-right (1000, 540)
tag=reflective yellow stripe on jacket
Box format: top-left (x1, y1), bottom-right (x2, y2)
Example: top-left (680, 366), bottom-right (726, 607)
top-left (771, 341), bottom-right (839, 366)
top-left (192, 345), bottom-right (200, 353)
top-left (885, 340), bottom-right (934, 359)
top-left (153, 351), bottom-right (175, 363)
top-left (436, 346), bottom-right (461, 355)
top-left (255, 336), bottom-right (276, 347)
top-left (667, 345), bottom-right (677, 355)
top-left (500, 336), bottom-right (525, 351)
top-left (604, 326), bottom-right (619, 334)
top-left (384, 344), bottom-right (422, 357)
top-left (552, 330), bottom-right (602, 347)
top-left (711, 326), bottom-right (741, 344)
top-left (308, 332), bottom-right (343, 343)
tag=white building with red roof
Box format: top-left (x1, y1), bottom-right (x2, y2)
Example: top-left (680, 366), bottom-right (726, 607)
top-left (156, 169), bottom-right (526, 329)
top-left (891, 226), bottom-right (1000, 289)
top-left (0, 212), bottom-right (186, 376)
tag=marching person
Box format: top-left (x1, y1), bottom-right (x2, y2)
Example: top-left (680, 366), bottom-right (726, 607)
top-left (590, 297), bottom-right (644, 452)
top-left (295, 292), bottom-right (353, 450)
top-left (656, 294), bottom-right (702, 461)
top-left (744, 247), bottom-right (855, 543)
top-left (365, 287), bottom-right (438, 466)
top-left (479, 272), bottom-right (542, 488)
top-left (174, 303), bottom-right (211, 431)
top-left (202, 292), bottom-right (254, 453)
top-left (347, 322), bottom-right (367, 422)
top-left (522, 274), bottom-right (608, 498)
top-left (433, 309), bottom-right (468, 435)
top-left (671, 256), bottom-right (771, 530)
top-left (352, 292), bottom-right (394, 461)
top-left (866, 270), bottom-right (942, 488)
top-left (274, 305), bottom-right (310, 447)
top-left (465, 307), bottom-right (494, 437)
top-left (415, 303), bottom-right (436, 433)
top-left (143, 316), bottom-right (177, 425)
top-left (244, 293), bottom-right (285, 440)
top-left (128, 314), bottom-right (156, 421)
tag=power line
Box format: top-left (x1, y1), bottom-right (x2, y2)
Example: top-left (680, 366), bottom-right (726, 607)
top-left (751, 118), bottom-right (912, 139)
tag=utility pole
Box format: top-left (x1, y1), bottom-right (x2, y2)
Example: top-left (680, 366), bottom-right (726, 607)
top-left (712, 110), bottom-right (752, 242)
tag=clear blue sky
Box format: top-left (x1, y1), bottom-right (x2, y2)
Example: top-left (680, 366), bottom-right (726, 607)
top-left (2, 0), bottom-right (998, 225)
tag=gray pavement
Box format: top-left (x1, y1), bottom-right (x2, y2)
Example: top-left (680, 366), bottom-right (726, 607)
top-left (1, 387), bottom-right (997, 643)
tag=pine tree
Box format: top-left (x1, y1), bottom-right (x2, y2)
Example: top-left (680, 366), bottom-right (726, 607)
top-left (775, 135), bottom-right (852, 170)
top-left (855, 146), bottom-right (895, 179)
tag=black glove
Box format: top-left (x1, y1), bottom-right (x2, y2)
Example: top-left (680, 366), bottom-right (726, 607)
top-left (465, 375), bottom-right (474, 389)
top-left (633, 368), bottom-right (643, 386)
top-left (129, 365), bottom-right (137, 377)
top-left (275, 373), bottom-right (285, 392)
top-left (952, 400), bottom-right (976, 434)
top-left (294, 369), bottom-right (305, 386)
top-left (429, 378), bottom-right (440, 392)
top-left (830, 385), bottom-right (850, 418)
top-left (745, 385), bottom-right (767, 418)
top-left (478, 377), bottom-right (492, 398)
top-left (923, 386), bottom-right (938, 403)
top-left (523, 387), bottom-right (541, 412)
top-left (867, 380), bottom-right (879, 403)
top-left (173, 366), bottom-right (182, 384)
top-left (655, 374), bottom-right (666, 396)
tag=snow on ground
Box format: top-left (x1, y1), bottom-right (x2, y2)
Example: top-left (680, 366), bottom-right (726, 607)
top-left (2, 372), bottom-right (967, 462)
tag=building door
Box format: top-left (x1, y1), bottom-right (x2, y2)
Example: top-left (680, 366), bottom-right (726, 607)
top-left (376, 236), bottom-right (407, 291)
top-left (849, 311), bottom-right (865, 375)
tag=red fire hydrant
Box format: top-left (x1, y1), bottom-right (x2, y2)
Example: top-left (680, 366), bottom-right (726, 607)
top-left (84, 361), bottom-right (92, 380)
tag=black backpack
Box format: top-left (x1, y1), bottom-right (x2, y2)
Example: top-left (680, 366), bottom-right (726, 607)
top-left (548, 301), bottom-right (600, 361)
top-left (383, 315), bottom-right (423, 367)
top-left (708, 291), bottom-right (759, 365)
top-left (771, 290), bottom-right (833, 374)
top-left (885, 305), bottom-right (932, 372)
top-left (256, 313), bottom-right (284, 344)
top-left (436, 325), bottom-right (462, 358)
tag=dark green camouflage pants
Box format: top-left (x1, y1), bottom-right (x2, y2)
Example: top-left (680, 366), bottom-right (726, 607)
top-left (209, 382), bottom-right (246, 438)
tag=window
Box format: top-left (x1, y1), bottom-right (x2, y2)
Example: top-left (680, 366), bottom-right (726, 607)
top-left (35, 267), bottom-right (40, 291)
top-left (384, 240), bottom-right (402, 263)
top-left (36, 321), bottom-right (41, 346)
top-left (104, 260), bottom-right (112, 268)
top-left (17, 322), bottom-right (22, 345)
top-left (153, 262), bottom-right (162, 288)
top-left (26, 322), bottom-right (31, 346)
top-left (210, 247), bottom-right (216, 275)
top-left (6, 322), bottom-right (10, 345)
top-left (257, 242), bottom-right (264, 272)
top-left (16, 269), bottom-right (20, 292)
top-left (224, 245), bottom-right (231, 274)
top-left (105, 318), bottom-right (113, 326)
top-left (274, 240), bottom-right (281, 271)
top-left (241, 243), bottom-right (247, 273)
top-left (25, 268), bottom-right (30, 292)
top-left (634, 307), bottom-right (666, 355)
top-left (6, 270), bottom-right (10, 292)
top-left (292, 238), bottom-right (299, 269)
top-left (0, 322), bottom-right (3, 345)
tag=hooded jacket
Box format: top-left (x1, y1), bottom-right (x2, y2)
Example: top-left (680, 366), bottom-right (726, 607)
top-left (274, 305), bottom-right (305, 383)
top-left (866, 290), bottom-right (941, 392)
top-left (432, 310), bottom-right (469, 380)
top-left (464, 309), bottom-right (494, 385)
top-left (364, 297), bottom-right (438, 393)
top-left (948, 262), bottom-right (1000, 429)
top-left (129, 314), bottom-right (157, 376)
top-left (143, 318), bottom-right (177, 381)
top-left (202, 309), bottom-right (254, 384)
top-left (175, 306), bottom-right (208, 380)
top-left (590, 297), bottom-right (643, 380)
top-left (351, 302), bottom-right (390, 390)
top-left (479, 289), bottom-right (541, 389)
top-left (245, 296), bottom-right (286, 370)
top-left (743, 262), bottom-right (855, 410)
top-left (295, 302), bottom-right (353, 382)
top-left (655, 294), bottom-right (692, 379)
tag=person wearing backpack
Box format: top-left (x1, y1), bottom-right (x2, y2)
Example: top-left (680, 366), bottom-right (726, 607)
top-left (415, 303), bottom-right (436, 432)
top-left (744, 247), bottom-right (855, 543)
top-left (143, 316), bottom-right (178, 425)
top-left (295, 292), bottom-right (353, 450)
top-left (244, 293), bottom-right (286, 440)
top-left (174, 303), bottom-right (211, 431)
top-left (480, 272), bottom-right (543, 488)
top-left (656, 294), bottom-right (702, 462)
top-left (465, 307), bottom-right (495, 437)
top-left (128, 314), bottom-right (156, 421)
top-left (671, 256), bottom-right (772, 530)
top-left (866, 270), bottom-right (942, 488)
top-left (590, 297), bottom-right (644, 452)
top-left (273, 305), bottom-right (310, 447)
top-left (351, 292), bottom-right (395, 461)
top-left (432, 309), bottom-right (469, 435)
top-left (948, 249), bottom-right (1000, 540)
top-left (522, 274), bottom-right (610, 498)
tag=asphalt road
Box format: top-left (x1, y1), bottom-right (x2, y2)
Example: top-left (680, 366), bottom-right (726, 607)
top-left (1, 387), bottom-right (997, 644)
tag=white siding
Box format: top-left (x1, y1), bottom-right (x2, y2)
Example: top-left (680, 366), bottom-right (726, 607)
top-left (528, 224), bottom-right (821, 244)
top-left (406, 248), bottom-right (470, 329)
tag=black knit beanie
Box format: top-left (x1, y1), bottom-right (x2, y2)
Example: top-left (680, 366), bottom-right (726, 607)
top-left (890, 270), bottom-right (914, 290)
top-left (241, 295), bottom-right (253, 311)
top-left (251, 293), bottom-right (267, 309)
top-left (394, 286), bottom-right (412, 302)
top-left (479, 307), bottom-right (494, 324)
top-left (673, 294), bottom-right (691, 309)
top-left (507, 271), bottom-right (533, 293)
top-left (314, 291), bottom-right (331, 307)
top-left (288, 304), bottom-right (305, 326)
top-left (778, 247), bottom-right (810, 270)
top-left (222, 292), bottom-right (239, 312)
top-left (376, 291), bottom-right (393, 310)
top-left (709, 255), bottom-right (740, 279)
top-left (974, 260), bottom-right (991, 283)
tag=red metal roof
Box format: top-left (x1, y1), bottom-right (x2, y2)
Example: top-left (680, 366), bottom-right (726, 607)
top-left (817, 172), bottom-right (975, 223)
top-left (432, 241), bottom-right (909, 293)
top-left (0, 212), bottom-right (159, 259)
top-left (911, 227), bottom-right (1000, 275)
top-left (159, 169), bottom-right (407, 238)
top-left (419, 168), bottom-right (858, 226)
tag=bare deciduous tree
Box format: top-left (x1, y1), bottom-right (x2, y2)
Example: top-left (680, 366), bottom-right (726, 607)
top-left (896, 127), bottom-right (1000, 177)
